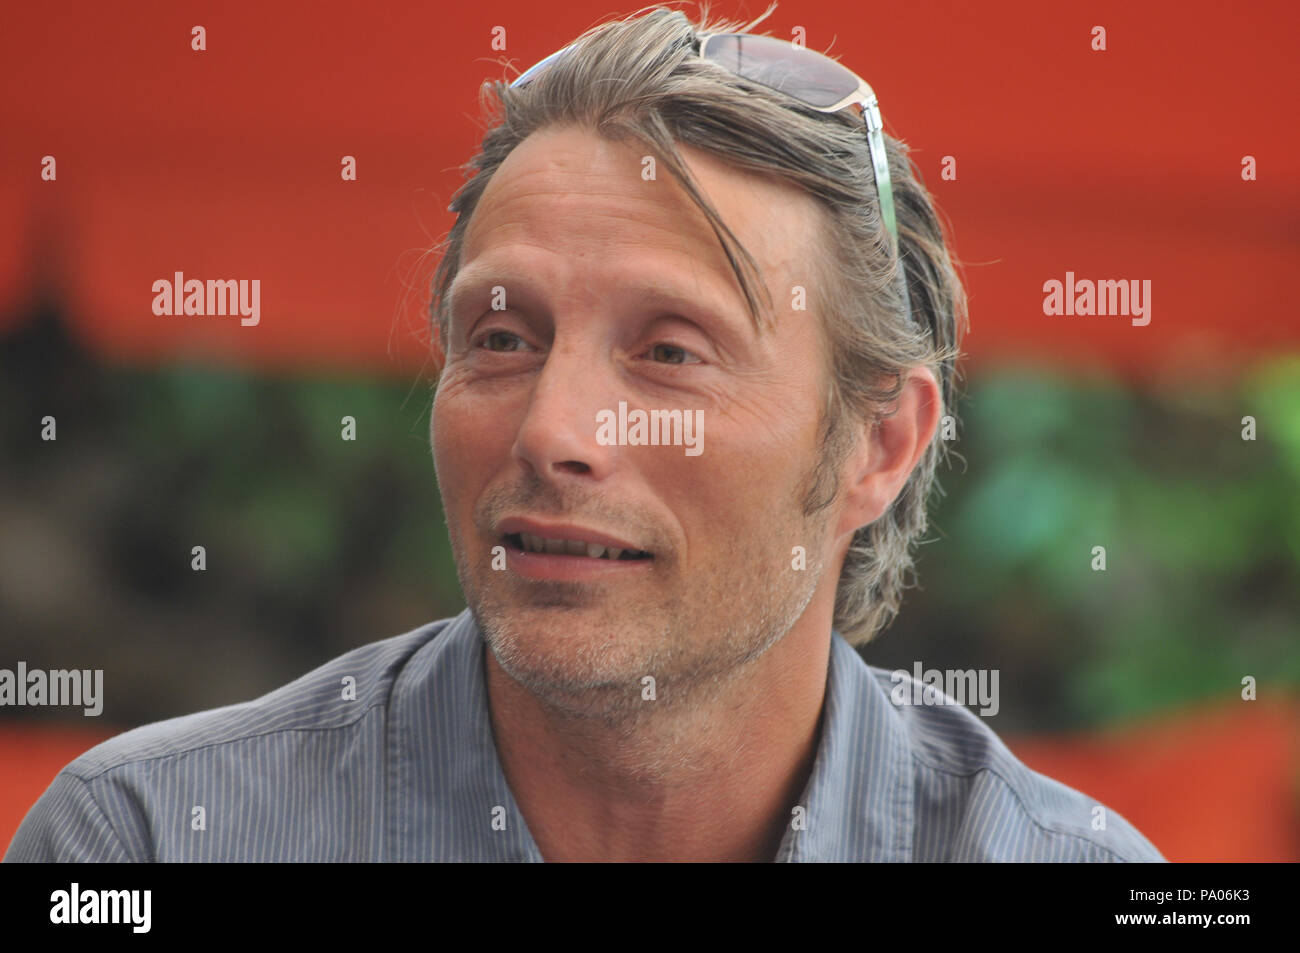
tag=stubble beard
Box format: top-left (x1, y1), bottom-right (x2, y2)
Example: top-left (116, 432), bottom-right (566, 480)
top-left (447, 445), bottom-right (840, 736)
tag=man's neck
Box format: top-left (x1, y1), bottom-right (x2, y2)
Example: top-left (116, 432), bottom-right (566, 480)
top-left (483, 617), bottom-right (832, 862)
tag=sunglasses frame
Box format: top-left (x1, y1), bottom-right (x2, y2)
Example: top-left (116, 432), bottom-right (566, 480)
top-left (509, 31), bottom-right (912, 324)
top-left (697, 33), bottom-right (899, 249)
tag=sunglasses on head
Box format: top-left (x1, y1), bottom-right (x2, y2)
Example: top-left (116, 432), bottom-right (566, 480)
top-left (512, 32), bottom-right (901, 253)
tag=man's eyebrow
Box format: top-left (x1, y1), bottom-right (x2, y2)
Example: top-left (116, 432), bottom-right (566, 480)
top-left (444, 266), bottom-right (500, 323)
top-left (447, 265), bottom-right (754, 336)
top-left (614, 275), bottom-right (748, 333)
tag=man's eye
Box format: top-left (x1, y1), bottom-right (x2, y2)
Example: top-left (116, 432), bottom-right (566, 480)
top-left (479, 331), bottom-right (527, 352)
top-left (648, 343), bottom-right (696, 364)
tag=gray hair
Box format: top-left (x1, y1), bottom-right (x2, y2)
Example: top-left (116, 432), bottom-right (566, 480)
top-left (428, 2), bottom-right (968, 647)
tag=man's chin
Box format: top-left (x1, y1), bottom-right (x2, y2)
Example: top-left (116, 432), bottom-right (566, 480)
top-left (473, 602), bottom-right (667, 708)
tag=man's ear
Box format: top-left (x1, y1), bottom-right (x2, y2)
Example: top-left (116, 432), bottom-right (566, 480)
top-left (835, 366), bottom-right (943, 540)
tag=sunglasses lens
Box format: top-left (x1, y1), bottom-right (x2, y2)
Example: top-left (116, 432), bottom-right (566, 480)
top-left (700, 34), bottom-right (858, 109)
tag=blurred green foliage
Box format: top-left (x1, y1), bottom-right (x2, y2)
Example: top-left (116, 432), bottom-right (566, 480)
top-left (2, 307), bottom-right (1297, 730)
top-left (874, 360), bottom-right (1300, 729)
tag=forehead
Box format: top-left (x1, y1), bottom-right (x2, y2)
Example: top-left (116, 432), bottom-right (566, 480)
top-left (456, 124), bottom-right (822, 320)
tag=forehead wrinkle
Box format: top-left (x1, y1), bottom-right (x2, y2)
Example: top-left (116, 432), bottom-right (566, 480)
top-left (467, 167), bottom-right (721, 262)
top-left (463, 191), bottom-right (749, 329)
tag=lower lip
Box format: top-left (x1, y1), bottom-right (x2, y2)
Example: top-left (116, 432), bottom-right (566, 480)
top-left (503, 544), bottom-right (655, 582)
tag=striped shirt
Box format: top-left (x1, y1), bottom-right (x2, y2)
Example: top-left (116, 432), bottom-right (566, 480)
top-left (4, 609), bottom-right (1164, 862)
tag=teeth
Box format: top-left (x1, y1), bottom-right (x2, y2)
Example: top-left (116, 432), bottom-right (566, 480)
top-left (512, 533), bottom-right (643, 560)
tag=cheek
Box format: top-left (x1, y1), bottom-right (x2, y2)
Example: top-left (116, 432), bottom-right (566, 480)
top-left (431, 376), bottom-right (508, 503)
top-left (657, 421), bottom-right (812, 552)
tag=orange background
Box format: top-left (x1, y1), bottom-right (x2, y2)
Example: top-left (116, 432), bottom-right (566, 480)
top-left (1, 0), bottom-right (1296, 383)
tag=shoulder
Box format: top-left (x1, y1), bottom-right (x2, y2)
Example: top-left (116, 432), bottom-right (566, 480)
top-left (4, 616), bottom-right (459, 862)
top-left (866, 664), bottom-right (1165, 862)
top-left (72, 617), bottom-right (454, 778)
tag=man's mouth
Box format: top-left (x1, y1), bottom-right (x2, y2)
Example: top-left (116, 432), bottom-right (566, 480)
top-left (503, 533), bottom-right (653, 561)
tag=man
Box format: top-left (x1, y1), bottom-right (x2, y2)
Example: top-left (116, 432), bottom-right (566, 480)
top-left (6, 6), bottom-right (1163, 862)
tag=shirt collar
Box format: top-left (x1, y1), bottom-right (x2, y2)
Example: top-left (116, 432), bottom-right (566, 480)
top-left (391, 610), bottom-right (913, 862)
top-left (775, 631), bottom-right (915, 862)
top-left (389, 609), bottom-right (543, 861)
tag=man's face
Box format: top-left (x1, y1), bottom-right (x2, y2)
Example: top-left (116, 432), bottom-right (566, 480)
top-left (432, 124), bottom-right (845, 719)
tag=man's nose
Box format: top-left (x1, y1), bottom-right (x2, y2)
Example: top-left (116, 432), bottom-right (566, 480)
top-left (511, 345), bottom-right (618, 482)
